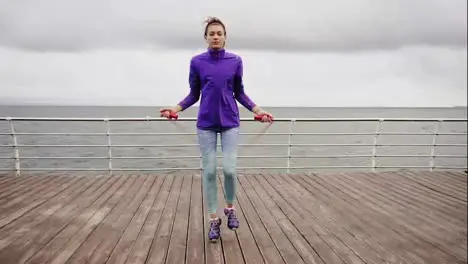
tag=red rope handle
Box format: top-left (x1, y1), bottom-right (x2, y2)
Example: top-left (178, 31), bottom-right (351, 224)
top-left (254, 114), bottom-right (274, 123)
top-left (160, 110), bottom-right (179, 120)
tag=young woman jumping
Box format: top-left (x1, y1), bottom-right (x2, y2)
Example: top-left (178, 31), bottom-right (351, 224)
top-left (160, 17), bottom-right (274, 242)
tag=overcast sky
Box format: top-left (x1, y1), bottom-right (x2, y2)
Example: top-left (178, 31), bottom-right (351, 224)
top-left (0, 0), bottom-right (466, 107)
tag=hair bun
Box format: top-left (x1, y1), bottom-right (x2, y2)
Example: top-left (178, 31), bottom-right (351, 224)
top-left (205, 16), bottom-right (222, 24)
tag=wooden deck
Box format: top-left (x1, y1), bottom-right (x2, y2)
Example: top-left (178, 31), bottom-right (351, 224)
top-left (0, 171), bottom-right (466, 264)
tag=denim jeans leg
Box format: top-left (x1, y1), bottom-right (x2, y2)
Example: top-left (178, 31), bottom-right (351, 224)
top-left (220, 127), bottom-right (239, 205)
top-left (197, 128), bottom-right (218, 215)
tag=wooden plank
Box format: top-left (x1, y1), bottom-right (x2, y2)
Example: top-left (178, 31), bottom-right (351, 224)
top-left (279, 173), bottom-right (398, 264)
top-left (445, 171), bottom-right (468, 182)
top-left (0, 173), bottom-right (12, 179)
top-left (359, 172), bottom-right (466, 225)
top-left (84, 175), bottom-right (158, 263)
top-left (359, 172), bottom-right (465, 227)
top-left (0, 175), bottom-right (99, 249)
top-left (429, 171), bottom-right (467, 184)
top-left (312, 172), bottom-right (455, 260)
top-left (0, 175), bottom-right (64, 210)
top-left (0, 173), bottom-right (13, 181)
top-left (26, 175), bottom-right (124, 264)
top-left (48, 175), bottom-right (136, 264)
top-left (247, 174), bottom-right (337, 264)
top-left (0, 174), bottom-right (28, 186)
top-left (220, 174), bottom-right (264, 264)
top-left (238, 175), bottom-right (306, 264)
top-left (144, 175), bottom-right (183, 264)
top-left (290, 173), bottom-right (430, 264)
top-left (186, 174), bottom-right (205, 264)
top-left (105, 174), bottom-right (166, 264)
top-left (0, 171), bottom-right (464, 264)
top-left (0, 175), bottom-right (35, 197)
top-left (165, 175), bottom-right (193, 264)
top-left (421, 171), bottom-right (467, 194)
top-left (387, 172), bottom-right (467, 209)
top-left (217, 175), bottom-right (244, 264)
top-left (124, 175), bottom-right (174, 264)
top-left (63, 175), bottom-right (149, 263)
top-left (84, 175), bottom-right (157, 263)
top-left (334, 172), bottom-right (467, 259)
top-left (0, 176), bottom-right (79, 229)
top-left (0, 175), bottom-right (102, 263)
top-left (343, 171), bottom-right (466, 235)
top-left (235, 175), bottom-right (285, 264)
top-left (0, 177), bottom-right (93, 245)
top-left (256, 173), bottom-right (362, 264)
top-left (203, 174), bottom-right (225, 264)
top-left (308, 172), bottom-right (465, 263)
top-left (399, 172), bottom-right (467, 202)
top-left (431, 171), bottom-right (467, 193)
top-left (245, 174), bottom-right (326, 264)
top-left (0, 175), bottom-right (57, 199)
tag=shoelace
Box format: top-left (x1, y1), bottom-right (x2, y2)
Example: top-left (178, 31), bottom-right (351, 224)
top-left (226, 210), bottom-right (236, 220)
top-left (210, 219), bottom-right (220, 227)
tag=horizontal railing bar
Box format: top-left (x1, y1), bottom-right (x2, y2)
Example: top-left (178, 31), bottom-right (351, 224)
top-left (1, 143), bottom-right (466, 148)
top-left (0, 133), bottom-right (106, 136)
top-left (1, 117), bottom-right (467, 122)
top-left (1, 116), bottom-right (465, 175)
top-left (373, 154), bottom-right (468, 158)
top-left (1, 154), bottom-right (466, 160)
top-left (0, 168), bottom-right (201, 171)
top-left (0, 132), bottom-right (466, 136)
top-left (0, 166), bottom-right (465, 171)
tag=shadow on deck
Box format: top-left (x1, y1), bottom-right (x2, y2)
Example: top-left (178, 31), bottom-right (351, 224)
top-left (0, 170), bottom-right (466, 264)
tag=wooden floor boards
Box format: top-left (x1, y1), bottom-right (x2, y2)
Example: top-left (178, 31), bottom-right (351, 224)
top-left (0, 170), bottom-right (466, 264)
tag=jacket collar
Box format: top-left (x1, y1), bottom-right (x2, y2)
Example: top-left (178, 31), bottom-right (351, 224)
top-left (208, 48), bottom-right (225, 59)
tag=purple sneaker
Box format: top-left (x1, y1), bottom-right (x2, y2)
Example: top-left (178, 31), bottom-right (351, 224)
top-left (208, 218), bottom-right (221, 242)
top-left (224, 208), bottom-right (239, 230)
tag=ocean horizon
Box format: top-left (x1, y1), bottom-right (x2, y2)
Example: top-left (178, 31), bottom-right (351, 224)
top-left (1, 104), bottom-right (467, 117)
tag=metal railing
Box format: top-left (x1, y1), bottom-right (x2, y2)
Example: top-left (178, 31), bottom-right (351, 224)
top-left (0, 117), bottom-right (467, 175)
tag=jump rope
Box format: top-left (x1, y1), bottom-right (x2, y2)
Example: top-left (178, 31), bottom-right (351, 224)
top-left (159, 110), bottom-right (274, 145)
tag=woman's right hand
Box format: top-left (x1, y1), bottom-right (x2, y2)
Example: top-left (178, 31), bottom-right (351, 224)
top-left (253, 107), bottom-right (274, 123)
top-left (159, 106), bottom-right (181, 119)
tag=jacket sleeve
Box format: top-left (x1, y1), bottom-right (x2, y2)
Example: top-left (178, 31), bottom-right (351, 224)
top-left (178, 58), bottom-right (201, 110)
top-left (233, 57), bottom-right (256, 111)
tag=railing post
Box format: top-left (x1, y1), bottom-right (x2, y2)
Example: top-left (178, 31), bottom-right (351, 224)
top-left (429, 120), bottom-right (441, 172)
top-left (287, 119), bottom-right (295, 173)
top-left (7, 118), bottom-right (20, 176)
top-left (371, 119), bottom-right (383, 172)
top-left (105, 119), bottom-right (113, 175)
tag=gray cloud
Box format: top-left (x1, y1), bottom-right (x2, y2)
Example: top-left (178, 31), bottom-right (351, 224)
top-left (0, 0), bottom-right (466, 108)
top-left (0, 0), bottom-right (466, 52)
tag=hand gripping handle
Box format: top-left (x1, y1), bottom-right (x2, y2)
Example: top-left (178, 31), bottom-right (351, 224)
top-left (254, 114), bottom-right (274, 122)
top-left (160, 110), bottom-right (179, 120)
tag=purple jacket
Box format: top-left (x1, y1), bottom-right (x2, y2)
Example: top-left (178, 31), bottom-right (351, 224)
top-left (178, 48), bottom-right (256, 130)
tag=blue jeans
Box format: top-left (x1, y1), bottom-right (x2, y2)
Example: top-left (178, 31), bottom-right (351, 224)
top-left (197, 127), bottom-right (239, 215)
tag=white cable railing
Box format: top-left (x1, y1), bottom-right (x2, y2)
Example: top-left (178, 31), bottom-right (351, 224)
top-left (0, 117), bottom-right (466, 175)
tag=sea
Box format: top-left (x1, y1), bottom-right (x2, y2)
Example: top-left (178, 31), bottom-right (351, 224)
top-left (0, 105), bottom-right (466, 175)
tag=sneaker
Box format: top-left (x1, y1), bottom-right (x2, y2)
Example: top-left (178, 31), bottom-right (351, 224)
top-left (208, 218), bottom-right (221, 242)
top-left (224, 208), bottom-right (239, 230)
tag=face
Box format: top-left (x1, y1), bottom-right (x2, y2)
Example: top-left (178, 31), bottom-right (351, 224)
top-left (205, 23), bottom-right (226, 49)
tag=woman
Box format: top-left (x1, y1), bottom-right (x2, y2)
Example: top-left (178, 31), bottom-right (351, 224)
top-left (160, 17), bottom-right (273, 242)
